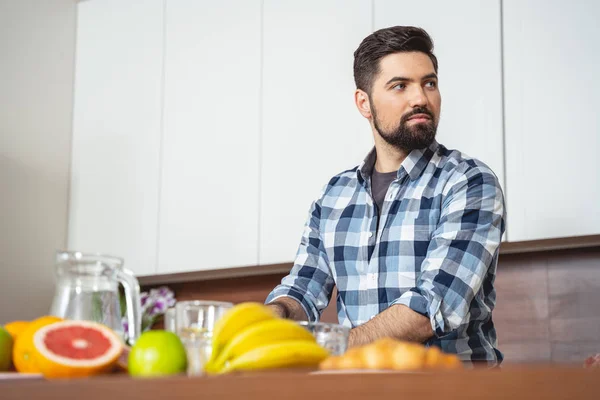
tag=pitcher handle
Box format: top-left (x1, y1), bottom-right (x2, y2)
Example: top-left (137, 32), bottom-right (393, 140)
top-left (117, 267), bottom-right (141, 345)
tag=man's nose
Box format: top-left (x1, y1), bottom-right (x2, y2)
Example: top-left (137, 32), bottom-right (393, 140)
top-left (408, 86), bottom-right (428, 108)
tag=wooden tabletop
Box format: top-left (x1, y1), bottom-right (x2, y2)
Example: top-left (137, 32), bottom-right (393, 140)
top-left (2, 365), bottom-right (599, 399)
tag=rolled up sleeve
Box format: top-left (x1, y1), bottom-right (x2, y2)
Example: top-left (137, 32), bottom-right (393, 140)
top-left (391, 163), bottom-right (505, 337)
top-left (266, 190), bottom-right (335, 322)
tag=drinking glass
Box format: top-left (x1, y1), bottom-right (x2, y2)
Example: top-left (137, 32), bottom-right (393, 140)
top-left (175, 300), bottom-right (233, 375)
top-left (298, 322), bottom-right (350, 355)
top-left (164, 307), bottom-right (176, 333)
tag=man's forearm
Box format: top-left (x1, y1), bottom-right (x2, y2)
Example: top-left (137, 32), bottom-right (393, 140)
top-left (348, 304), bottom-right (434, 347)
top-left (267, 297), bottom-right (309, 321)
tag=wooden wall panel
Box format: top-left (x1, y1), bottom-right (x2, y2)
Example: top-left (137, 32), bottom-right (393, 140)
top-left (550, 318), bottom-right (600, 343)
top-left (500, 342), bottom-right (552, 363)
top-left (548, 251), bottom-right (600, 320)
top-left (551, 342), bottom-right (600, 364)
top-left (495, 248), bottom-right (600, 363)
top-left (169, 274), bottom-right (284, 304)
top-left (493, 255), bottom-right (550, 345)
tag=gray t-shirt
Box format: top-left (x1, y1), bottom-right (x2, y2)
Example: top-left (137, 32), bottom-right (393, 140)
top-left (371, 168), bottom-right (397, 215)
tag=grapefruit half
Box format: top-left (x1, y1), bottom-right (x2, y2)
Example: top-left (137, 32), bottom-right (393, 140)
top-left (32, 320), bottom-right (123, 379)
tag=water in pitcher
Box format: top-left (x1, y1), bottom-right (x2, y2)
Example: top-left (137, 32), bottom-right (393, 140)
top-left (51, 284), bottom-right (125, 339)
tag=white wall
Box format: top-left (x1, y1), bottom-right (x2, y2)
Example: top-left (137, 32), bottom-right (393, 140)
top-left (0, 0), bottom-right (77, 322)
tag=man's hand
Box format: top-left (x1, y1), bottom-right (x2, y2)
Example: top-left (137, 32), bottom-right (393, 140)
top-left (348, 304), bottom-right (434, 347)
top-left (267, 297), bottom-right (309, 321)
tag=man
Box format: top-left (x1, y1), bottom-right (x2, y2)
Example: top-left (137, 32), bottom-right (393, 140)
top-left (265, 26), bottom-right (505, 365)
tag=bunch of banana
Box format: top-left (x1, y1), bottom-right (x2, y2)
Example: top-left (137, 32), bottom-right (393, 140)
top-left (204, 302), bottom-right (329, 374)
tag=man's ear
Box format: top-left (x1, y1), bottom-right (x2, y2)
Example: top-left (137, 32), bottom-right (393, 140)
top-left (355, 89), bottom-right (372, 119)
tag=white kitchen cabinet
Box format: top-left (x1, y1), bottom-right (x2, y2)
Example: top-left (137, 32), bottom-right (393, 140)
top-left (157, 0), bottom-right (262, 273)
top-left (503, 0), bottom-right (600, 241)
top-left (68, 0), bottom-right (599, 278)
top-left (259, 0), bottom-right (374, 265)
top-left (68, 0), bottom-right (164, 276)
top-left (374, 0), bottom-right (506, 213)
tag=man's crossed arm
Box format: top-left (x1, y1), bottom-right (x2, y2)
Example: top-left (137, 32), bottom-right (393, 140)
top-left (268, 298), bottom-right (433, 347)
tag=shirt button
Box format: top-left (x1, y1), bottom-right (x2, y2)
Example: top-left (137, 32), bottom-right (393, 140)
top-left (368, 232), bottom-right (373, 238)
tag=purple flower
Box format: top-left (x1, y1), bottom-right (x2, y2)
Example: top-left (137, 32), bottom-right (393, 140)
top-left (148, 286), bottom-right (174, 300)
top-left (140, 292), bottom-right (150, 307)
top-left (149, 300), bottom-right (166, 316)
top-left (136, 286), bottom-right (177, 334)
top-left (121, 286), bottom-right (176, 344)
top-left (158, 287), bottom-right (174, 299)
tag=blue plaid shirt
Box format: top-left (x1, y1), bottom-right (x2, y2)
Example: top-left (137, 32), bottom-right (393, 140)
top-left (266, 141), bottom-right (506, 364)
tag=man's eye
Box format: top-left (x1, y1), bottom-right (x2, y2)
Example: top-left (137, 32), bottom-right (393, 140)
top-left (425, 81), bottom-right (437, 88)
top-left (393, 83), bottom-right (406, 90)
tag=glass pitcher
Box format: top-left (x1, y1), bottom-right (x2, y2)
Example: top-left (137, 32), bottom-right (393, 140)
top-left (49, 251), bottom-right (141, 344)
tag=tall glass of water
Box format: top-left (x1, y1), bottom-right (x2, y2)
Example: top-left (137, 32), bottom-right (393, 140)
top-left (175, 300), bottom-right (233, 375)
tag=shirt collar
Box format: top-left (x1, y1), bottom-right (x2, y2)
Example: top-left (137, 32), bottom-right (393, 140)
top-left (358, 140), bottom-right (440, 183)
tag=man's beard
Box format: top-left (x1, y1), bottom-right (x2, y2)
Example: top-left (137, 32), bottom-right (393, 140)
top-left (371, 103), bottom-right (437, 151)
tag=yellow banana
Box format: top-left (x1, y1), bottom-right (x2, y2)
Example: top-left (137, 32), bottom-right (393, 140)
top-left (206, 318), bottom-right (315, 373)
top-left (218, 340), bottom-right (329, 374)
top-left (211, 302), bottom-right (276, 356)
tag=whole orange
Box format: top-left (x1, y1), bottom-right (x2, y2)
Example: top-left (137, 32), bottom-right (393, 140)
top-left (12, 316), bottom-right (62, 373)
top-left (4, 321), bottom-right (29, 341)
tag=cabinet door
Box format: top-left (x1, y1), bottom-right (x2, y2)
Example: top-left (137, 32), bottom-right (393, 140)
top-left (68, 0), bottom-right (164, 276)
top-left (374, 0), bottom-right (506, 216)
top-left (158, 0), bottom-right (262, 273)
top-left (260, 0), bottom-right (373, 265)
top-left (503, 0), bottom-right (600, 241)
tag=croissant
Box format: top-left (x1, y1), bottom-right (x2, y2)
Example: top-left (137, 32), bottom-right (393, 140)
top-left (319, 337), bottom-right (462, 371)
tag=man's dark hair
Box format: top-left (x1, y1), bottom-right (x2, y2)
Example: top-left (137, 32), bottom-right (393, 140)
top-left (353, 26), bottom-right (438, 94)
